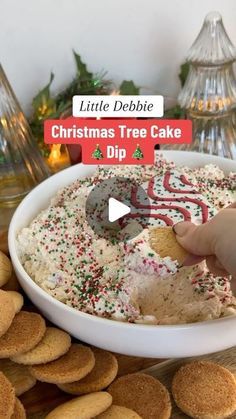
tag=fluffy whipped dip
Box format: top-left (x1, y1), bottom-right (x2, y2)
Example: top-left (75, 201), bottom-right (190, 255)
top-left (17, 156), bottom-right (236, 325)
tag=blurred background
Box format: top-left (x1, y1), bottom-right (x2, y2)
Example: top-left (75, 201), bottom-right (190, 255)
top-left (1, 0), bottom-right (236, 115)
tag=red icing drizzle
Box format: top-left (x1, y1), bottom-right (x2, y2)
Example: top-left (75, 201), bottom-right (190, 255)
top-left (131, 187), bottom-right (191, 221)
top-left (148, 176), bottom-right (209, 223)
top-left (120, 171), bottom-right (210, 228)
top-left (180, 174), bottom-right (196, 188)
top-left (163, 171), bottom-right (198, 194)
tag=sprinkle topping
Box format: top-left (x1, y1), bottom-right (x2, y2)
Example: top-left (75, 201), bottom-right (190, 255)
top-left (17, 156), bottom-right (236, 324)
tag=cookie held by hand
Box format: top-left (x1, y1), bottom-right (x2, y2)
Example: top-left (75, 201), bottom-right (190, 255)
top-left (149, 226), bottom-right (188, 265)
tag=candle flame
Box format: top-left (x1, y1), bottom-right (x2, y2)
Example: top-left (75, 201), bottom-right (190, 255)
top-left (48, 144), bottom-right (61, 164)
top-left (110, 89), bottom-right (120, 96)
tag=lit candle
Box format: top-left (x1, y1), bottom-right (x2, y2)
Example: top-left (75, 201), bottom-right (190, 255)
top-left (47, 144), bottom-right (71, 173)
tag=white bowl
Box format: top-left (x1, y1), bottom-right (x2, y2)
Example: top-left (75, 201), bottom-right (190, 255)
top-left (9, 151), bottom-right (236, 358)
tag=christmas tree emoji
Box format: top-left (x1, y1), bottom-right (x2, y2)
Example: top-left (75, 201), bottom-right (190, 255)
top-left (92, 144), bottom-right (103, 160)
top-left (132, 144), bottom-right (144, 160)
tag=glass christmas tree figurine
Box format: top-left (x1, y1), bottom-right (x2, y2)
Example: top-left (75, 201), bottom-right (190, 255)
top-left (0, 64), bottom-right (50, 231)
top-left (178, 11), bottom-right (236, 158)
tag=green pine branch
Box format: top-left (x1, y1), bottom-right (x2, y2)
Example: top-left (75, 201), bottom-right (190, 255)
top-left (28, 50), bottom-right (188, 158)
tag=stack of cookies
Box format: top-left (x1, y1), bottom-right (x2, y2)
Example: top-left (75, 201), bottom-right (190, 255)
top-left (43, 371), bottom-right (172, 418)
top-left (1, 249), bottom-right (236, 418)
top-left (0, 249), bottom-right (173, 418)
top-left (0, 250), bottom-right (32, 417)
top-left (0, 251), bottom-right (143, 418)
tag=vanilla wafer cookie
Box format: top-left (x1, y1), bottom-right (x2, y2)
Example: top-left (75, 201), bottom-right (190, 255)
top-left (0, 289), bottom-right (16, 338)
top-left (0, 359), bottom-right (36, 396)
top-left (0, 371), bottom-right (15, 418)
top-left (12, 327), bottom-right (71, 365)
top-left (97, 405), bottom-right (142, 418)
top-left (0, 251), bottom-right (12, 287)
top-left (11, 398), bottom-right (26, 419)
top-left (172, 361), bottom-right (236, 419)
top-left (45, 392), bottom-right (112, 419)
top-left (30, 344), bottom-right (95, 384)
top-left (7, 291), bottom-right (24, 314)
top-left (0, 311), bottom-right (46, 358)
top-left (108, 373), bottom-right (171, 419)
top-left (149, 226), bottom-right (188, 264)
top-left (58, 348), bottom-right (118, 395)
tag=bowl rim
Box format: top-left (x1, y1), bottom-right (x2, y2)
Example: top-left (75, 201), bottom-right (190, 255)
top-left (8, 150), bottom-right (236, 332)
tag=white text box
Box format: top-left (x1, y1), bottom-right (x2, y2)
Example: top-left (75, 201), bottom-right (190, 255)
top-left (72, 95), bottom-right (164, 118)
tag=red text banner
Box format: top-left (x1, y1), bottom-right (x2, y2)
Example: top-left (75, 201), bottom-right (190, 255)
top-left (44, 118), bottom-right (192, 164)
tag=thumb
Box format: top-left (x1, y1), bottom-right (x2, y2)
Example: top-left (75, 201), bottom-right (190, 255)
top-left (173, 221), bottom-right (215, 256)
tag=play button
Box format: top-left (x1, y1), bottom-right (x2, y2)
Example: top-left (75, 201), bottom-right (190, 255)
top-left (85, 176), bottom-right (151, 241)
top-left (108, 198), bottom-right (130, 222)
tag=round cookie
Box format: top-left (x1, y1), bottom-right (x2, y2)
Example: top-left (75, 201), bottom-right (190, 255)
top-left (11, 398), bottom-right (26, 419)
top-left (108, 373), bottom-right (171, 419)
top-left (0, 359), bottom-right (36, 396)
top-left (0, 289), bottom-right (16, 337)
top-left (172, 361), bottom-right (236, 419)
top-left (2, 271), bottom-right (20, 292)
top-left (7, 291), bottom-right (24, 314)
top-left (30, 344), bottom-right (95, 384)
top-left (45, 392), bottom-right (112, 419)
top-left (58, 348), bottom-right (118, 395)
top-left (12, 327), bottom-right (71, 365)
top-left (0, 251), bottom-right (12, 286)
top-left (0, 371), bottom-right (15, 418)
top-left (0, 311), bottom-right (46, 358)
top-left (149, 226), bottom-right (188, 265)
top-left (96, 405), bottom-right (142, 418)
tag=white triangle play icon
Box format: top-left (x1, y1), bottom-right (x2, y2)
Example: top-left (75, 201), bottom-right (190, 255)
top-left (108, 197), bottom-right (131, 222)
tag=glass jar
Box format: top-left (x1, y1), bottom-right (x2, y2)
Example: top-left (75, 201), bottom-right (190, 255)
top-left (0, 64), bottom-right (50, 234)
top-left (177, 12), bottom-right (236, 159)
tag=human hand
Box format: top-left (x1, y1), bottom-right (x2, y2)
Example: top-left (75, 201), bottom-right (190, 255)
top-left (173, 203), bottom-right (236, 277)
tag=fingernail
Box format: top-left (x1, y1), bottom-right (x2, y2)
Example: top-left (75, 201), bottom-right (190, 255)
top-left (172, 222), bottom-right (189, 237)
